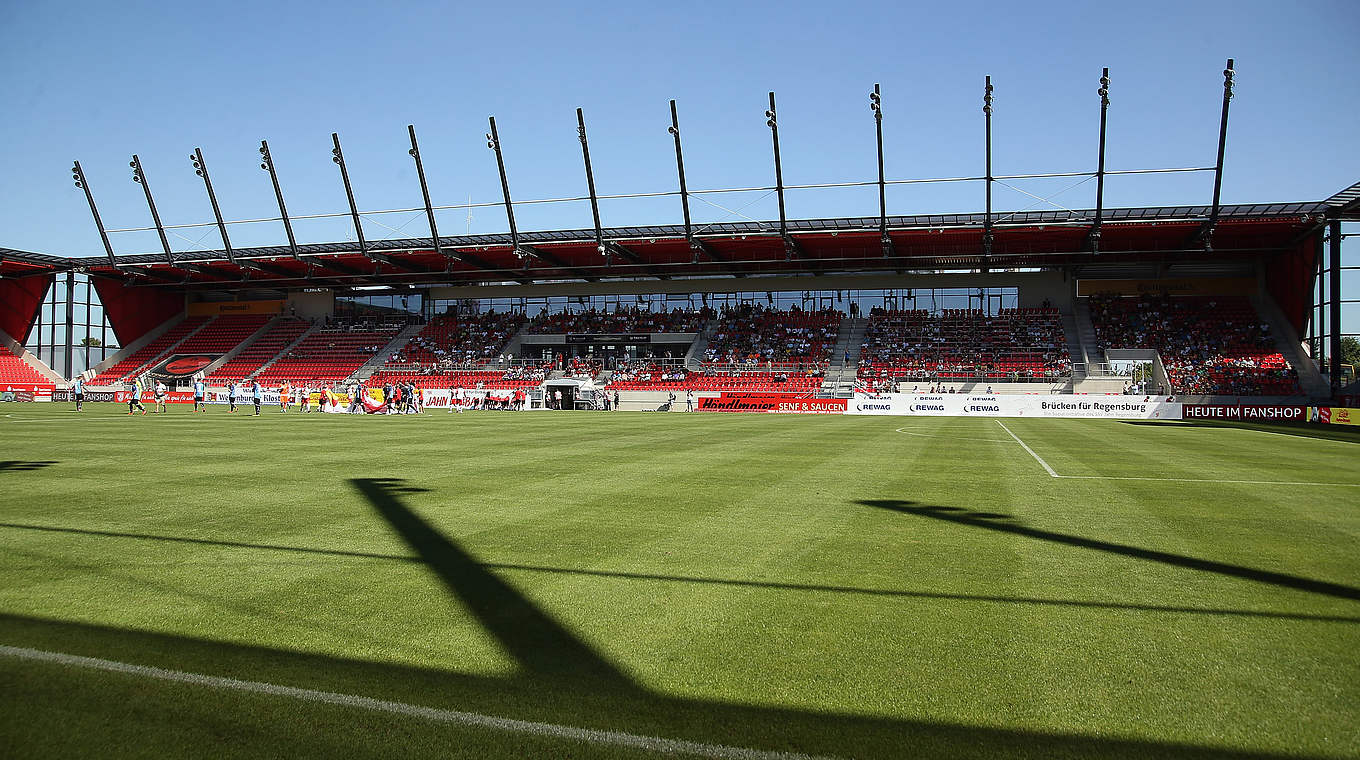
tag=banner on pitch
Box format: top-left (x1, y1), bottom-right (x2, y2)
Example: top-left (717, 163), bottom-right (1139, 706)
top-left (846, 393), bottom-right (1182, 419)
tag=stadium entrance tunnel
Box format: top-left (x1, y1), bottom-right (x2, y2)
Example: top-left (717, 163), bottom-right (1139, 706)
top-left (859, 499), bottom-right (1360, 602)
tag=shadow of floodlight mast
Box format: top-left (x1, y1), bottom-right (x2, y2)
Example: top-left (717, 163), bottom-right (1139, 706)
top-left (350, 478), bottom-right (634, 688)
top-left (861, 500), bottom-right (1360, 602)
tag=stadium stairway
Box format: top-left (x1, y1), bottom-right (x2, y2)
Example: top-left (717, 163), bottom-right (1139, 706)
top-left (498, 323), bottom-right (531, 360)
top-left (197, 316), bottom-right (281, 380)
top-left (683, 322), bottom-right (714, 370)
top-left (247, 321), bottom-right (320, 380)
top-left (0, 329), bottom-right (64, 382)
top-left (81, 313), bottom-right (185, 383)
top-left (824, 317), bottom-right (866, 395)
top-left (1253, 295), bottom-right (1331, 398)
top-left (92, 316), bottom-right (215, 386)
top-left (347, 323), bottom-right (425, 384)
top-left (1072, 298), bottom-right (1099, 370)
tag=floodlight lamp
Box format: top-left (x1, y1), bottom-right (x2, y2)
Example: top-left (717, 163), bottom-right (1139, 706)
top-left (195, 170), bottom-right (203, 177)
top-left (332, 147), bottom-right (341, 157)
top-left (260, 163), bottom-right (269, 170)
top-left (408, 148), bottom-right (417, 157)
top-left (332, 157), bottom-right (341, 164)
top-left (259, 146), bottom-right (267, 155)
top-left (132, 175), bottom-right (141, 183)
top-left (765, 109), bottom-right (774, 118)
top-left (667, 125), bottom-right (678, 136)
top-left (74, 181), bottom-right (83, 189)
top-left (766, 119), bottom-right (776, 128)
top-left (129, 160), bottom-right (137, 168)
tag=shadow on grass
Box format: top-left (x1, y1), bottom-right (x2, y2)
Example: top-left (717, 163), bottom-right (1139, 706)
top-left (0, 461), bottom-right (57, 472)
top-left (0, 481), bottom-right (1342, 759)
top-left (3, 520), bottom-right (1356, 625)
top-left (1119, 419), bottom-right (1360, 444)
top-left (861, 500), bottom-right (1360, 602)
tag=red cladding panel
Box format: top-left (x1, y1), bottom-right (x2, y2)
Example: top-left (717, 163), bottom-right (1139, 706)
top-left (0, 276), bottom-right (52, 342)
top-left (92, 279), bottom-right (184, 346)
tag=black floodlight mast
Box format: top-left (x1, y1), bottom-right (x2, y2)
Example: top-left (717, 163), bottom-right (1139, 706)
top-left (189, 148), bottom-right (236, 267)
top-left (1089, 68), bottom-right (1110, 254)
top-left (669, 99), bottom-right (701, 263)
top-left (259, 140), bottom-right (300, 261)
top-left (982, 76), bottom-right (994, 272)
top-left (70, 161), bottom-right (119, 270)
top-left (486, 117), bottom-right (527, 264)
top-left (870, 83), bottom-right (890, 257)
top-left (330, 133), bottom-right (368, 261)
top-left (129, 155), bottom-right (175, 267)
top-left (577, 108), bottom-right (608, 265)
top-left (1200, 59), bottom-right (1235, 250)
top-left (766, 91), bottom-right (796, 260)
top-left (406, 125), bottom-right (445, 264)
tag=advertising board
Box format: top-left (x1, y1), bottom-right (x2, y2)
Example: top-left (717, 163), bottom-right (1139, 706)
top-left (846, 393), bottom-right (1182, 419)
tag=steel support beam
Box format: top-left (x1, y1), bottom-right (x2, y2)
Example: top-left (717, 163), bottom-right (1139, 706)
top-left (330, 133), bottom-right (369, 261)
top-left (70, 161), bottom-right (119, 270)
top-left (130, 155), bottom-right (175, 267)
top-left (259, 140), bottom-right (300, 260)
top-left (1329, 219), bottom-right (1342, 395)
top-left (64, 270), bottom-right (74, 378)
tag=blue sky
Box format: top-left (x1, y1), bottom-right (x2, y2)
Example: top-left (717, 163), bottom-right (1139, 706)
top-left (1, 0), bottom-right (1357, 258)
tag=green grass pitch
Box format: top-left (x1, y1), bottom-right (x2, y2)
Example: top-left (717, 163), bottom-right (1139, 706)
top-left (1, 403), bottom-right (1357, 759)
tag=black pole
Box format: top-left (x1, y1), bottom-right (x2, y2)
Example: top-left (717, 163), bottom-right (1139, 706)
top-left (871, 83), bottom-right (889, 257)
top-left (486, 117), bottom-right (523, 261)
top-left (1092, 68), bottom-right (1110, 254)
top-left (766, 91), bottom-right (791, 258)
top-left (1206, 59), bottom-right (1235, 246)
top-left (70, 161), bottom-right (119, 270)
top-left (259, 140), bottom-right (300, 260)
top-left (669, 100), bottom-right (697, 260)
top-left (330, 133), bottom-right (368, 260)
top-left (190, 148), bottom-right (236, 266)
top-left (578, 108), bottom-right (608, 265)
top-left (406, 126), bottom-right (444, 262)
top-left (130, 155), bottom-right (175, 267)
top-left (1329, 219), bottom-right (1342, 396)
top-left (982, 76), bottom-right (994, 272)
top-left (64, 270), bottom-right (75, 378)
top-left (1315, 230), bottom-right (1326, 364)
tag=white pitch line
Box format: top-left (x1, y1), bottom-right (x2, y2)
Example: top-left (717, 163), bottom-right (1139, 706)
top-left (994, 420), bottom-right (1060, 477)
top-left (993, 420), bottom-right (1360, 488)
top-left (893, 427), bottom-right (1011, 443)
top-left (0, 645), bottom-right (840, 760)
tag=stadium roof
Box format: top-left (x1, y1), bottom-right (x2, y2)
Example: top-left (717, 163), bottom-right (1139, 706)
top-left (1, 197), bottom-right (1351, 289)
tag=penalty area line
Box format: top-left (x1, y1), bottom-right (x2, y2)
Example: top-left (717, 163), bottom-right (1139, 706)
top-left (0, 644), bottom-right (840, 760)
top-left (994, 420), bottom-right (1060, 477)
top-left (993, 420), bottom-right (1360, 488)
